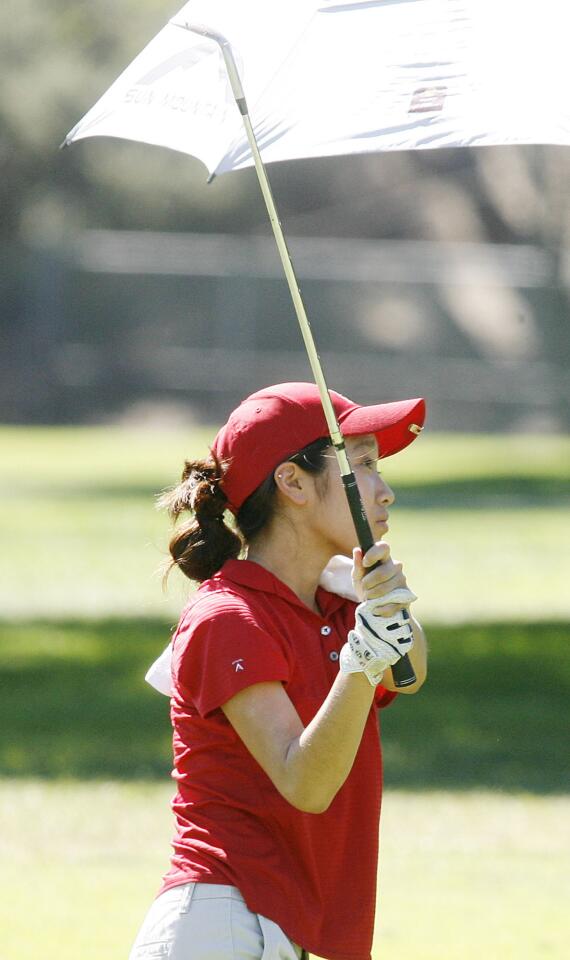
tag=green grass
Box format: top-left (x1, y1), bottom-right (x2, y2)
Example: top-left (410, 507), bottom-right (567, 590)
top-left (2, 497), bottom-right (569, 620)
top-left (0, 424), bottom-right (214, 492)
top-left (2, 426), bottom-right (568, 492)
top-left (1, 617), bottom-right (568, 792)
top-left (373, 790), bottom-right (570, 960)
top-left (1, 426), bottom-right (569, 620)
top-left (0, 780), bottom-right (172, 960)
top-left (0, 781), bottom-right (568, 960)
top-left (1, 425), bottom-right (569, 789)
top-left (1, 426), bottom-right (569, 958)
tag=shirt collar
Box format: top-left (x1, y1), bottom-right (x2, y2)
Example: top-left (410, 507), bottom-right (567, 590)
top-left (214, 558), bottom-right (347, 618)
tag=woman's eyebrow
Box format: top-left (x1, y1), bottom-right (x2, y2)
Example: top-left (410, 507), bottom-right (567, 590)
top-left (350, 438), bottom-right (378, 455)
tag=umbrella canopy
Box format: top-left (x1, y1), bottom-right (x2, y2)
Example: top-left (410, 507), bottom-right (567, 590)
top-left (65, 0), bottom-right (570, 177)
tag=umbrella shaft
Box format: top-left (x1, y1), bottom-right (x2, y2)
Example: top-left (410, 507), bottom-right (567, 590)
top-left (182, 22), bottom-right (348, 468)
top-left (240, 115), bottom-right (348, 456)
top-left (238, 106), bottom-right (390, 585)
top-left (182, 22), bottom-right (416, 690)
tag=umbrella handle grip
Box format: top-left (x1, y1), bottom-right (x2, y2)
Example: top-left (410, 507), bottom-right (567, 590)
top-left (341, 472), bottom-right (417, 689)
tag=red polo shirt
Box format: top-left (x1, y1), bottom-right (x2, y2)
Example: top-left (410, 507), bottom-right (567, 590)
top-left (161, 559), bottom-right (397, 960)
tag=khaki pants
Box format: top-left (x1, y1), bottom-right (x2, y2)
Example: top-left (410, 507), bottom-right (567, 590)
top-left (129, 883), bottom-right (308, 960)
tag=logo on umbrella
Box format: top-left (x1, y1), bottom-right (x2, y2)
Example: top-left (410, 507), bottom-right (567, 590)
top-left (408, 86), bottom-right (447, 114)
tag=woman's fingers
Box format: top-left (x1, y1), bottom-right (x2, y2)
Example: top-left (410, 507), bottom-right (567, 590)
top-left (363, 560), bottom-right (405, 591)
top-left (372, 602), bottom-right (401, 618)
top-left (362, 541), bottom-right (391, 569)
top-left (363, 565), bottom-right (405, 593)
top-left (352, 541), bottom-right (410, 610)
top-left (351, 542), bottom-right (390, 584)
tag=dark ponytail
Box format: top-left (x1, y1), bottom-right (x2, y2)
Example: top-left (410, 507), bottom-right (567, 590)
top-left (158, 456), bottom-right (241, 584)
top-left (160, 436), bottom-right (331, 584)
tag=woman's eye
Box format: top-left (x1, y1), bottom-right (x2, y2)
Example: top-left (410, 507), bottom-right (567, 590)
top-left (356, 456), bottom-right (379, 471)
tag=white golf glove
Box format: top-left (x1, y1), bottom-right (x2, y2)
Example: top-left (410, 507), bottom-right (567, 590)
top-left (340, 588), bottom-right (416, 686)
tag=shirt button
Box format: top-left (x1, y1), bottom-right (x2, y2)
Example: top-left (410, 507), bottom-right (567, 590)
top-left (321, 625), bottom-right (332, 636)
top-left (329, 650), bottom-right (340, 662)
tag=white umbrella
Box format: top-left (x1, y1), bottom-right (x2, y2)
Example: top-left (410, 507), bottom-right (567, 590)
top-left (65, 0), bottom-right (570, 175)
top-left (63, 0), bottom-right (569, 687)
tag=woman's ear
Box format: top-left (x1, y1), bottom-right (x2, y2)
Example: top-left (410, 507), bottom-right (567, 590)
top-left (274, 462), bottom-right (310, 506)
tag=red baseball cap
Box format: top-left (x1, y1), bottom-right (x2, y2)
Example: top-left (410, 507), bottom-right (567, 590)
top-left (211, 382), bottom-right (426, 511)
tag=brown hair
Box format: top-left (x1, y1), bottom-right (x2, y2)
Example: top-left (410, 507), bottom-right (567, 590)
top-left (159, 437), bottom-right (331, 583)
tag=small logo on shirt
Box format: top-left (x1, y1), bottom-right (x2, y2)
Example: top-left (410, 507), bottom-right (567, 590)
top-left (232, 659), bottom-right (245, 672)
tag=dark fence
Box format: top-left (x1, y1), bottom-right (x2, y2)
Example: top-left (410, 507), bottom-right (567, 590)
top-left (2, 231), bottom-right (568, 430)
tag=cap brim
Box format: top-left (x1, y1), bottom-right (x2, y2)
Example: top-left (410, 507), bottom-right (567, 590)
top-left (339, 397), bottom-right (426, 459)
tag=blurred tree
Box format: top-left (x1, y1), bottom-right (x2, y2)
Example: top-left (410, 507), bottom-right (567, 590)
top-left (1, 0), bottom-right (266, 241)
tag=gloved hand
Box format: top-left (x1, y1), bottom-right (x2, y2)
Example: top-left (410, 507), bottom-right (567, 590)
top-left (339, 591), bottom-right (415, 686)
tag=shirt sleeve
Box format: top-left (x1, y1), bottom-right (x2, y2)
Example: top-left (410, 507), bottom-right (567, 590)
top-left (172, 593), bottom-right (291, 717)
top-left (374, 685), bottom-right (398, 709)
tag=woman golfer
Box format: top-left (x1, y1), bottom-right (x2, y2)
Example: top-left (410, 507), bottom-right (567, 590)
top-left (131, 381), bottom-right (427, 960)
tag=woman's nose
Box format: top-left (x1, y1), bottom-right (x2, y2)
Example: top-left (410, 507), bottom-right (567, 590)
top-left (377, 475), bottom-right (395, 506)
